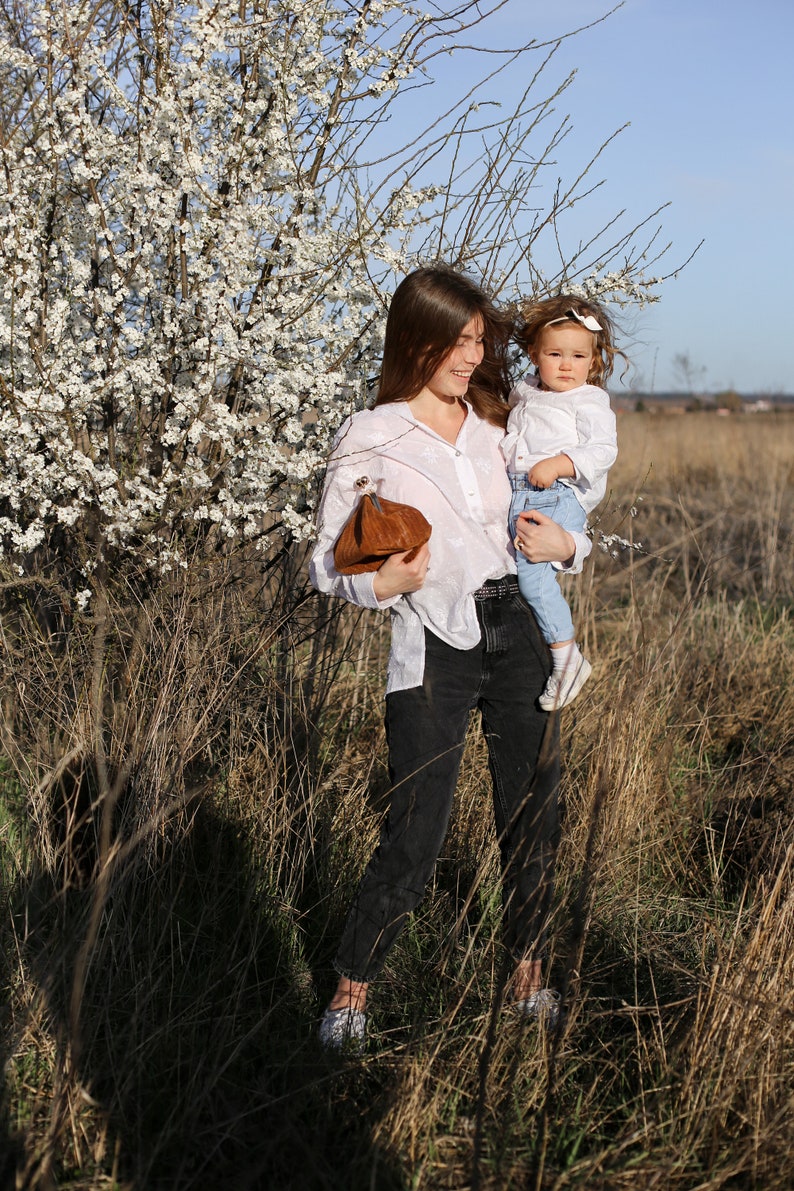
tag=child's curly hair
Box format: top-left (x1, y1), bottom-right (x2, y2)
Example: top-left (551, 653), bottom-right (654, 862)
top-left (515, 293), bottom-right (626, 387)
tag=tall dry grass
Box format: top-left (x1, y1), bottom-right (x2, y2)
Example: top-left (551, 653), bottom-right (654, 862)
top-left (1, 410), bottom-right (792, 1189)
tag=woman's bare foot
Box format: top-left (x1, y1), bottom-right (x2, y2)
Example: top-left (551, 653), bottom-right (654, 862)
top-left (512, 958), bottom-right (543, 1001)
top-left (328, 976), bottom-right (368, 1013)
top-left (511, 958), bottom-right (560, 1026)
top-left (320, 979), bottom-right (369, 1050)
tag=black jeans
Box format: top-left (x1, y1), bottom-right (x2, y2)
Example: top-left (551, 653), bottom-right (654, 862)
top-left (335, 582), bottom-right (560, 983)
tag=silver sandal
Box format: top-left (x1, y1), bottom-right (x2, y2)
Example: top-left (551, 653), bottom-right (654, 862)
top-left (318, 1006), bottom-right (367, 1052)
top-left (514, 988), bottom-right (561, 1028)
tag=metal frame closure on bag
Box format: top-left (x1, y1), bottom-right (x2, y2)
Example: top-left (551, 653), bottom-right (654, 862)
top-left (355, 475), bottom-right (382, 513)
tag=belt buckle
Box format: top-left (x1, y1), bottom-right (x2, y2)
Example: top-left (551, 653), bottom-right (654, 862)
top-left (474, 577), bottom-right (515, 600)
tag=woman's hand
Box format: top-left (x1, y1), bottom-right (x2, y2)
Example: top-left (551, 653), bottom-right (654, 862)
top-left (515, 509), bottom-right (575, 566)
top-left (372, 542), bottom-right (430, 600)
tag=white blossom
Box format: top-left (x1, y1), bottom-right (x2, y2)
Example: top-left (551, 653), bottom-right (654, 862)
top-left (0, 0), bottom-right (670, 573)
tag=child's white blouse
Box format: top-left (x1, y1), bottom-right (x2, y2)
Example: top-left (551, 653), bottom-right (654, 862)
top-left (502, 376), bottom-right (618, 514)
top-left (309, 401), bottom-right (591, 693)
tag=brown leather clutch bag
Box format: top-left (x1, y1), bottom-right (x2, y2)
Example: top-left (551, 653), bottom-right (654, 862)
top-left (333, 477), bottom-right (431, 575)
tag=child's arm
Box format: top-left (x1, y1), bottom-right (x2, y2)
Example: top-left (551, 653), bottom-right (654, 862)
top-left (527, 453), bottom-right (576, 489)
top-left (565, 388), bottom-right (618, 491)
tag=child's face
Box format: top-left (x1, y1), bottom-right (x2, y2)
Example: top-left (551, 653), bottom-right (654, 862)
top-left (530, 324), bottom-right (595, 392)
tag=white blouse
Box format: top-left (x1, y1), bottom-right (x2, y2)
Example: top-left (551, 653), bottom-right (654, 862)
top-left (309, 401), bottom-right (591, 693)
top-left (502, 375), bottom-right (618, 514)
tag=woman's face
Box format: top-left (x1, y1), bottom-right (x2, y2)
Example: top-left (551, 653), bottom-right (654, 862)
top-left (423, 315), bottom-right (485, 402)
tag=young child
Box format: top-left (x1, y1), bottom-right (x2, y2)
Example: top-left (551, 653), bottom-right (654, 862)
top-left (503, 295), bottom-right (620, 710)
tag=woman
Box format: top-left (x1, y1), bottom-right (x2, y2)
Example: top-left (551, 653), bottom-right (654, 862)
top-left (309, 266), bottom-right (589, 1049)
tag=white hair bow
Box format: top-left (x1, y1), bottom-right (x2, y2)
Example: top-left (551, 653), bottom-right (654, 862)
top-left (546, 309), bottom-right (602, 333)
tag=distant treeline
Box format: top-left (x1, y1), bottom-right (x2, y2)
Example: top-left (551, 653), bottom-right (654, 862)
top-left (616, 391), bottom-right (794, 408)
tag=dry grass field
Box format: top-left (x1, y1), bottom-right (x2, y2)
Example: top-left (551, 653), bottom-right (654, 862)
top-left (1, 410), bottom-right (793, 1189)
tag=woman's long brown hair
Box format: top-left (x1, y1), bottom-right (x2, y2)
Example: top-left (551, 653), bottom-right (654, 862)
top-left (375, 265), bottom-right (512, 428)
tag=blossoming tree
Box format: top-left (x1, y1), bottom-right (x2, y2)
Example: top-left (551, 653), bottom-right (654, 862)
top-left (0, 0), bottom-right (669, 580)
top-left (0, 0), bottom-right (672, 860)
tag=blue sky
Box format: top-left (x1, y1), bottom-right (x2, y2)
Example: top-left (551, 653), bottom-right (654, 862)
top-left (385, 0), bottom-right (794, 395)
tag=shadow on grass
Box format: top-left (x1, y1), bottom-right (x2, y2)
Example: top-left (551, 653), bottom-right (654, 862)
top-left (2, 795), bottom-right (403, 1190)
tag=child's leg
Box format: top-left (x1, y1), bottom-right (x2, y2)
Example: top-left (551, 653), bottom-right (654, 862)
top-left (509, 481), bottom-right (591, 710)
top-left (514, 550), bottom-right (575, 645)
top-left (509, 485), bottom-right (577, 646)
top-left (510, 483), bottom-right (581, 643)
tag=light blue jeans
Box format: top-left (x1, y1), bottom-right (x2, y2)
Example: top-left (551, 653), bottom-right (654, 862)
top-left (508, 475), bottom-right (586, 646)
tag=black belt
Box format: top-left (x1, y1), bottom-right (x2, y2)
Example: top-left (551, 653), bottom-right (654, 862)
top-left (472, 576), bottom-right (519, 600)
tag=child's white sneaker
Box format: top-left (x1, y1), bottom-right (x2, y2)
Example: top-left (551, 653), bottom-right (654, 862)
top-left (539, 656), bottom-right (592, 710)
